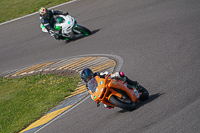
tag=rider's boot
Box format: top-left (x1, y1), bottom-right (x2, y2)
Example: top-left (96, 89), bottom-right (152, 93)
top-left (55, 34), bottom-right (66, 41)
top-left (126, 77), bottom-right (139, 89)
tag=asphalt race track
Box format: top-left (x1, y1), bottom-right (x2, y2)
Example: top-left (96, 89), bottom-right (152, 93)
top-left (0, 0), bottom-right (200, 133)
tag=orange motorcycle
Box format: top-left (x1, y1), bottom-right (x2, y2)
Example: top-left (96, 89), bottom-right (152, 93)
top-left (87, 75), bottom-right (149, 111)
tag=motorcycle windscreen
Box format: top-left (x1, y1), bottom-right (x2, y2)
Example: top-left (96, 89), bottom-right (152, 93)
top-left (87, 77), bottom-right (98, 92)
top-left (55, 17), bottom-right (65, 24)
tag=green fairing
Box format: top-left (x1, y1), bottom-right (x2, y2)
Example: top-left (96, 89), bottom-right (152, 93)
top-left (54, 26), bottom-right (61, 31)
top-left (57, 17), bottom-right (63, 23)
top-left (79, 29), bottom-right (89, 35)
top-left (75, 26), bottom-right (89, 35)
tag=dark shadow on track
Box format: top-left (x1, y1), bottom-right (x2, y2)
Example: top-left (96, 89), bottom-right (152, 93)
top-left (118, 93), bottom-right (164, 113)
top-left (91, 29), bottom-right (101, 35)
top-left (64, 29), bottom-right (101, 44)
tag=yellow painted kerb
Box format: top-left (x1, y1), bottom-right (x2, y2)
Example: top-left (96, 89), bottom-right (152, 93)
top-left (20, 104), bottom-right (74, 133)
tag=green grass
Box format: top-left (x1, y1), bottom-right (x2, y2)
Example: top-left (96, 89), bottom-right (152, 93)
top-left (0, 74), bottom-right (81, 133)
top-left (0, 0), bottom-right (79, 132)
top-left (0, 0), bottom-right (71, 23)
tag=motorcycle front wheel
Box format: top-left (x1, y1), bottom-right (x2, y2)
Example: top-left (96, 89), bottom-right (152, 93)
top-left (75, 25), bottom-right (91, 36)
top-left (109, 95), bottom-right (136, 111)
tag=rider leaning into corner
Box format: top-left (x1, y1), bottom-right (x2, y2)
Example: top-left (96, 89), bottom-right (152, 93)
top-left (81, 68), bottom-right (139, 109)
top-left (39, 7), bottom-right (68, 41)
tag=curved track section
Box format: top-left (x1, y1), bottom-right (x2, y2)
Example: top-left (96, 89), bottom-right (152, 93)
top-left (1, 54), bottom-right (122, 78)
top-left (1, 54), bottom-right (123, 133)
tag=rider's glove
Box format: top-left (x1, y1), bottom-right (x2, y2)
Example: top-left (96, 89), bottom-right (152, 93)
top-left (100, 71), bottom-right (110, 75)
top-left (96, 101), bottom-right (100, 107)
top-left (100, 71), bottom-right (110, 79)
top-left (62, 12), bottom-right (68, 15)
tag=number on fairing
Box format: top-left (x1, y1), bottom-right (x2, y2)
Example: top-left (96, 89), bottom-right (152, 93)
top-left (134, 90), bottom-right (139, 98)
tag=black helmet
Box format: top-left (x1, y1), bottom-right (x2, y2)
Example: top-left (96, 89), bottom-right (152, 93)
top-left (81, 68), bottom-right (93, 83)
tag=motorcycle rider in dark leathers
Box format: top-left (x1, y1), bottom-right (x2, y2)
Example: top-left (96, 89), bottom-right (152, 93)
top-left (39, 7), bottom-right (68, 41)
top-left (81, 68), bottom-right (139, 109)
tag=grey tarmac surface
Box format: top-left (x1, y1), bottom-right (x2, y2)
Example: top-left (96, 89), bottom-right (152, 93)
top-left (0, 0), bottom-right (200, 133)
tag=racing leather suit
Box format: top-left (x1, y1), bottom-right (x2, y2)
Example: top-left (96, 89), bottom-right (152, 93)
top-left (40, 10), bottom-right (67, 40)
top-left (86, 72), bottom-right (138, 90)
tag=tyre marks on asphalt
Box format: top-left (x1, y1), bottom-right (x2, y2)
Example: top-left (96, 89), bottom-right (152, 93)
top-left (1, 55), bottom-right (121, 133)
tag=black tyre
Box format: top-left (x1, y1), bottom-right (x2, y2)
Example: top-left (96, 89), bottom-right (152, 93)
top-left (76, 25), bottom-right (91, 36)
top-left (137, 85), bottom-right (149, 101)
top-left (109, 95), bottom-right (136, 111)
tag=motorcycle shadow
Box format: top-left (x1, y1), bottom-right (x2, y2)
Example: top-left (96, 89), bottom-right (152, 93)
top-left (118, 93), bottom-right (164, 113)
top-left (65, 29), bottom-right (100, 44)
top-left (91, 29), bottom-right (101, 34)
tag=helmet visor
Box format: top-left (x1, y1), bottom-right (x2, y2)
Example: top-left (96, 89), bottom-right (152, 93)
top-left (87, 77), bottom-right (98, 92)
top-left (84, 75), bottom-right (92, 83)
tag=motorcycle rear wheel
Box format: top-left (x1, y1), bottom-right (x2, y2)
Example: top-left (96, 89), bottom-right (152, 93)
top-left (75, 25), bottom-right (91, 36)
top-left (109, 95), bottom-right (136, 111)
top-left (137, 85), bottom-right (149, 101)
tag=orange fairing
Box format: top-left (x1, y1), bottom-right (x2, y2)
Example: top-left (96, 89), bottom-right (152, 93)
top-left (88, 76), bottom-right (141, 106)
top-left (107, 79), bottom-right (140, 103)
top-left (88, 76), bottom-right (105, 101)
top-left (89, 77), bottom-right (118, 100)
top-left (108, 88), bottom-right (122, 99)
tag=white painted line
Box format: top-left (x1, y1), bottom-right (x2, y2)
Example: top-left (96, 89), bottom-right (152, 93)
top-left (34, 95), bottom-right (90, 133)
top-left (0, 0), bottom-right (78, 26)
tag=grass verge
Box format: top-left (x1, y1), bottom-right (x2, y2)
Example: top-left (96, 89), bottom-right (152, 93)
top-left (0, 0), bottom-right (71, 23)
top-left (0, 74), bottom-right (80, 133)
